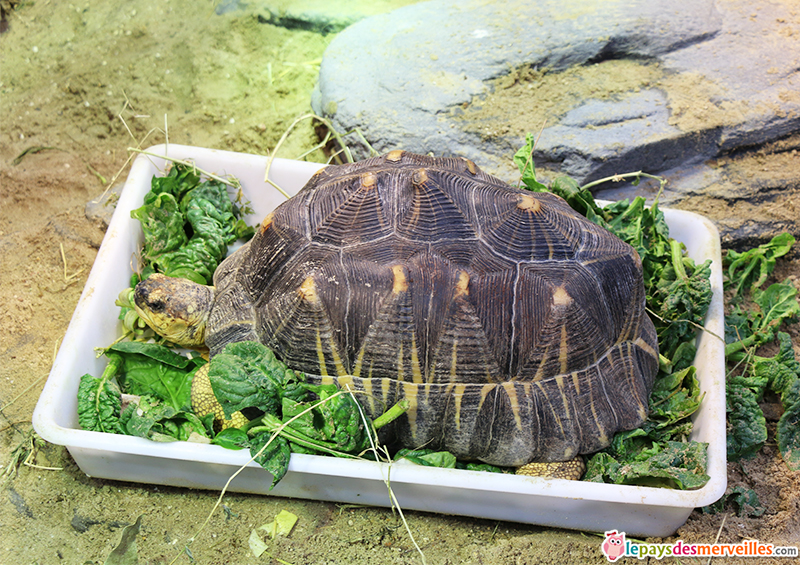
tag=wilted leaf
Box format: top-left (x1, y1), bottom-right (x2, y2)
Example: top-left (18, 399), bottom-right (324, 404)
top-left (104, 515), bottom-right (142, 565)
top-left (259, 509), bottom-right (298, 539)
top-left (248, 528), bottom-right (269, 559)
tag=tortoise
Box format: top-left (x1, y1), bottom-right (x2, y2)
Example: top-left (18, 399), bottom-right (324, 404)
top-left (133, 150), bottom-right (659, 474)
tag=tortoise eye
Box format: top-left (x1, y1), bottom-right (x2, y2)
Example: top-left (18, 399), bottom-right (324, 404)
top-left (149, 300), bottom-right (166, 313)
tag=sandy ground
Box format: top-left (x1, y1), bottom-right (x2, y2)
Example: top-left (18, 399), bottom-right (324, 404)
top-left (1, 1), bottom-right (799, 563)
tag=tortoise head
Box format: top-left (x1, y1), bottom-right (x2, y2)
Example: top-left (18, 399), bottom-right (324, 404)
top-left (133, 273), bottom-right (214, 348)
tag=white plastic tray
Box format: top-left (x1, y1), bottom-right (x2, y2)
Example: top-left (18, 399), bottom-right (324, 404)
top-left (33, 144), bottom-right (727, 537)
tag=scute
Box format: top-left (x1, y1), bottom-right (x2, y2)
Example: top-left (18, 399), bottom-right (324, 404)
top-left (208, 151), bottom-right (659, 467)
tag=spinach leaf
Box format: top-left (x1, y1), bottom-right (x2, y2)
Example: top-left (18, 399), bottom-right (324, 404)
top-left (131, 191), bottom-right (188, 260)
top-left (249, 430), bottom-right (292, 490)
top-left (78, 345), bottom-right (206, 438)
top-left (549, 175), bottom-right (610, 220)
top-left (120, 395), bottom-right (213, 442)
top-left (729, 332), bottom-right (800, 470)
top-left (596, 196), bottom-right (672, 290)
top-left (778, 377), bottom-right (800, 472)
top-left (205, 341), bottom-right (413, 484)
top-left (585, 360), bottom-right (707, 489)
top-left (208, 341), bottom-right (304, 419)
top-left (753, 332), bottom-right (800, 401)
top-left (702, 486), bottom-right (765, 518)
top-left (726, 280), bottom-right (800, 358)
top-left (393, 448), bottom-right (509, 473)
top-left (396, 448), bottom-right (457, 469)
top-left (652, 241), bottom-right (713, 360)
top-left (752, 280), bottom-right (800, 334)
top-left (77, 354), bottom-right (125, 434)
top-left (726, 375), bottom-right (768, 461)
top-left (212, 427), bottom-right (250, 450)
top-left (295, 383), bottom-right (368, 452)
top-left (109, 341), bottom-right (203, 411)
top-left (648, 366), bottom-right (704, 428)
top-left (584, 441), bottom-right (709, 490)
top-left (725, 304), bottom-right (752, 346)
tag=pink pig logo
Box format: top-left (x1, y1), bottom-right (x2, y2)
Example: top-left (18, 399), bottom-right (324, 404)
top-left (601, 530), bottom-right (626, 562)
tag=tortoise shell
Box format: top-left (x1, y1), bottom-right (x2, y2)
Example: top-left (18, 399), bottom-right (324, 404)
top-left (207, 150), bottom-right (659, 466)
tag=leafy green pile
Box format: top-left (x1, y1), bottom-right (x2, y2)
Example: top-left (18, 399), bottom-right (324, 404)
top-left (78, 342), bottom-right (213, 442)
top-left (202, 342), bottom-right (408, 488)
top-left (132, 163), bottom-right (254, 285)
top-left (80, 163), bottom-right (259, 440)
top-left (515, 134), bottom-right (712, 489)
top-left (77, 339), bottom-right (406, 488)
top-left (723, 234), bottom-right (800, 470)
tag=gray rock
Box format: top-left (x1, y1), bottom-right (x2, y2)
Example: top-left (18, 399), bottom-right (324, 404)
top-left (312, 0), bottom-right (723, 172)
top-left (312, 0), bottom-right (800, 248)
